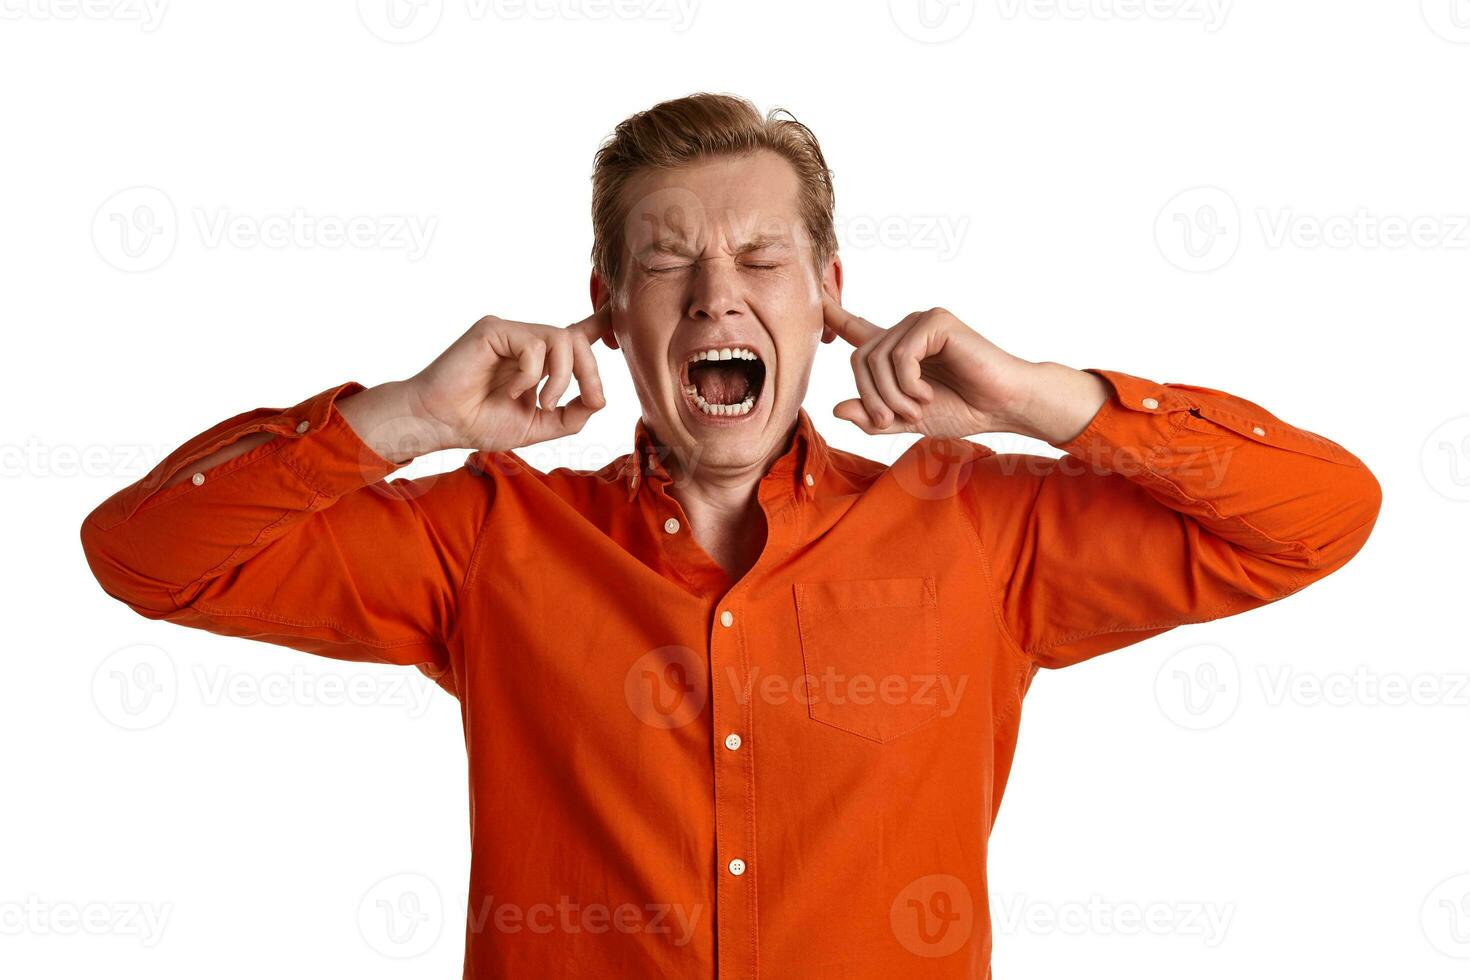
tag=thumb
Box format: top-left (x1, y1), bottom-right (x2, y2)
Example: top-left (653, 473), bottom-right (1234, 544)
top-left (527, 394), bottom-right (599, 445)
top-left (833, 398), bottom-right (913, 436)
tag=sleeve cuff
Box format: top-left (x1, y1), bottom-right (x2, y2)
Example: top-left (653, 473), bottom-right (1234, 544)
top-left (269, 381), bottom-right (412, 496)
top-left (1049, 369), bottom-right (1192, 472)
top-left (1051, 368), bottom-right (1361, 472)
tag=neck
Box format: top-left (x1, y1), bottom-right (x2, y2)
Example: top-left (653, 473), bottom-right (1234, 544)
top-left (670, 476), bottom-right (767, 581)
top-left (661, 415), bottom-right (800, 581)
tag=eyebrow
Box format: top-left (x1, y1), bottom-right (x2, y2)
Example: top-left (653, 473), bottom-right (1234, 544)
top-left (639, 235), bottom-right (793, 259)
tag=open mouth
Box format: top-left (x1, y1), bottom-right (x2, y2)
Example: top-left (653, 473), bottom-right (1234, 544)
top-left (681, 347), bottom-right (767, 418)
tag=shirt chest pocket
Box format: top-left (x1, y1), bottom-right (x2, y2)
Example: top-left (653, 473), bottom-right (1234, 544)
top-left (793, 576), bottom-right (941, 744)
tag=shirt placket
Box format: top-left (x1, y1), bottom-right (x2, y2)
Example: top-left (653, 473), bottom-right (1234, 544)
top-left (640, 447), bottom-right (760, 977)
top-left (634, 435), bottom-right (817, 979)
top-left (710, 588), bottom-right (757, 979)
top-left (707, 473), bottom-right (810, 980)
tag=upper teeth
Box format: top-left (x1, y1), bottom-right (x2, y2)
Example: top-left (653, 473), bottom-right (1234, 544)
top-left (687, 347), bottom-right (758, 362)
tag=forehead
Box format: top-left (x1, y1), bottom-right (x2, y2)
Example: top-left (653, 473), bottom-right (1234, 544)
top-left (620, 150), bottom-right (805, 247)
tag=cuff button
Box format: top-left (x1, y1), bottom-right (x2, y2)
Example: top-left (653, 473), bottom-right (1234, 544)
top-left (295, 420), bottom-right (310, 434)
top-left (1141, 397), bottom-right (1160, 410)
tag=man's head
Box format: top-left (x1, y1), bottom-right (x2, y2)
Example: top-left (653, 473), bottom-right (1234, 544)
top-left (587, 93), bottom-right (843, 479)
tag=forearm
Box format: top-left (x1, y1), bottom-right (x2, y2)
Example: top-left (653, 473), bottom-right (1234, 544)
top-left (337, 379), bottom-right (449, 465)
top-left (1006, 361), bottom-right (1110, 444)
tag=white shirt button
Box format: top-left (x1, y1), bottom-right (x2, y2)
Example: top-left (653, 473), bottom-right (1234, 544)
top-left (663, 517), bottom-right (680, 534)
top-left (804, 472), bottom-right (814, 487)
top-left (190, 472), bottom-right (205, 486)
top-left (724, 732), bottom-right (742, 751)
top-left (1252, 426), bottom-right (1266, 436)
top-left (1141, 397), bottom-right (1160, 410)
top-left (719, 610), bottom-right (734, 628)
top-left (295, 420), bottom-right (310, 434)
top-left (728, 858), bottom-right (746, 876)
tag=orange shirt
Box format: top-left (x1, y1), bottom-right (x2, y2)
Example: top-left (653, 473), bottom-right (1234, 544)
top-left (80, 369), bottom-right (1381, 978)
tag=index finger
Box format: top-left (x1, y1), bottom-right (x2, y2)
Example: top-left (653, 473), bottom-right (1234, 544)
top-left (568, 302), bottom-right (612, 344)
top-left (822, 294), bottom-right (883, 347)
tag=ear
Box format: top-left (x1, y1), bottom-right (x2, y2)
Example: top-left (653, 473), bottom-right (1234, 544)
top-left (588, 271), bottom-right (621, 350)
top-left (819, 253), bottom-right (843, 345)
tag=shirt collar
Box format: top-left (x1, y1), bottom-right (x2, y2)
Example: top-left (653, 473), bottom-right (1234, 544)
top-left (624, 407), bottom-right (831, 503)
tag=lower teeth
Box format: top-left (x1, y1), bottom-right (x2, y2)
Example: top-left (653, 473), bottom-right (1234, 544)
top-left (685, 385), bottom-right (755, 417)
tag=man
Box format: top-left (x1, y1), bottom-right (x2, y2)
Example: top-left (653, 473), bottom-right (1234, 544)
top-left (81, 93), bottom-right (1381, 978)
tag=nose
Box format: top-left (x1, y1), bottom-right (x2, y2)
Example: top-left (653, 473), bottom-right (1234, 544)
top-left (686, 259), bottom-right (744, 323)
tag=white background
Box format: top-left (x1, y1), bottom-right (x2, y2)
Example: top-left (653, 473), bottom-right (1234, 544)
top-left (2, 1), bottom-right (1467, 977)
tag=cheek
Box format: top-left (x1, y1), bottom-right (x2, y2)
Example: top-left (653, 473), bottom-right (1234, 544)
top-left (756, 264), bottom-right (822, 316)
top-left (614, 318), bottom-right (677, 389)
top-left (751, 276), bottom-right (822, 336)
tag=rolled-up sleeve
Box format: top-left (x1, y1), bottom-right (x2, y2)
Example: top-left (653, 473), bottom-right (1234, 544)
top-left (963, 369), bottom-right (1382, 670)
top-left (79, 381), bottom-right (493, 695)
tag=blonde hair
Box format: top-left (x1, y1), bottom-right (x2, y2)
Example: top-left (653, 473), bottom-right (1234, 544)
top-left (590, 92), bottom-right (837, 301)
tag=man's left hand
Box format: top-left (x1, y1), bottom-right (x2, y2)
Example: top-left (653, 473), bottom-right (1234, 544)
top-left (822, 296), bottom-right (1110, 445)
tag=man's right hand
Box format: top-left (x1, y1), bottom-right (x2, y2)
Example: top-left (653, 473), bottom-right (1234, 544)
top-left (339, 306), bottom-right (611, 465)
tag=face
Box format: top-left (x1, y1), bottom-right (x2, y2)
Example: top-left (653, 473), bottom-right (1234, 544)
top-left (591, 150), bottom-right (841, 481)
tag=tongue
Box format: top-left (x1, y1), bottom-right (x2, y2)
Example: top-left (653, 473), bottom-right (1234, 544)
top-left (693, 364), bottom-right (750, 405)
